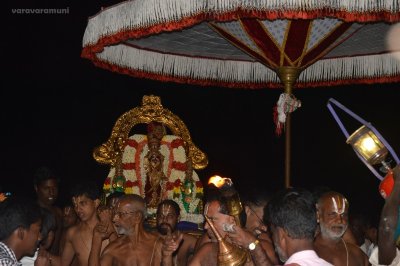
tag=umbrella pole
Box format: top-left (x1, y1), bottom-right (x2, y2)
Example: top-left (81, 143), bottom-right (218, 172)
top-left (277, 67), bottom-right (301, 188)
top-left (285, 112), bottom-right (291, 188)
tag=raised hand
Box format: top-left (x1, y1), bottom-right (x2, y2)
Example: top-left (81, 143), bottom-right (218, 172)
top-left (162, 225), bottom-right (183, 257)
top-left (227, 224), bottom-right (257, 248)
top-left (97, 205), bottom-right (112, 223)
top-left (93, 221), bottom-right (113, 241)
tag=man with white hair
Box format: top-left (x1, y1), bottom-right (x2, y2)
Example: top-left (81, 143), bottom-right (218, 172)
top-left (89, 194), bottom-right (163, 266)
top-left (315, 191), bottom-right (369, 265)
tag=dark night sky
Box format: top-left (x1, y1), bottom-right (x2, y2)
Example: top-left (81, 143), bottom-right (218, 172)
top-left (2, 0), bottom-right (400, 221)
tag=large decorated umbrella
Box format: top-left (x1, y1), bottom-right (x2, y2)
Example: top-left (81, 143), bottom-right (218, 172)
top-left (82, 1), bottom-right (400, 187)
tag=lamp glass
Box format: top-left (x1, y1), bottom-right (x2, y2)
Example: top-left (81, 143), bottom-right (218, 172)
top-left (347, 125), bottom-right (388, 165)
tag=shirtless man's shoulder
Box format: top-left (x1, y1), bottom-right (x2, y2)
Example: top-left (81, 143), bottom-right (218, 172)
top-left (199, 241), bottom-right (215, 249)
top-left (189, 242), bottom-right (217, 266)
top-left (347, 242), bottom-right (369, 265)
top-left (62, 223), bottom-right (92, 266)
top-left (172, 232), bottom-right (198, 265)
top-left (181, 233), bottom-right (198, 247)
top-left (259, 239), bottom-right (279, 264)
top-left (314, 239), bottom-right (349, 265)
top-left (313, 238), bottom-right (329, 253)
top-left (66, 222), bottom-right (92, 243)
top-left (102, 236), bottom-right (128, 255)
top-left (65, 224), bottom-right (80, 240)
top-left (314, 240), bottom-right (335, 262)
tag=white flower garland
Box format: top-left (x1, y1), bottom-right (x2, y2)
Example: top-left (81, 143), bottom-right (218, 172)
top-left (122, 145), bottom-right (136, 163)
top-left (105, 133), bottom-right (203, 224)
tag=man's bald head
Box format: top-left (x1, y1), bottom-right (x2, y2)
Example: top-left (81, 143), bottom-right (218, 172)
top-left (317, 191), bottom-right (349, 213)
top-left (317, 191), bottom-right (349, 240)
top-left (118, 194), bottom-right (147, 217)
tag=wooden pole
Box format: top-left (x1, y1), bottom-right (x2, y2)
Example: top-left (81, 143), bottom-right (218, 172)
top-left (276, 67), bottom-right (301, 188)
top-left (285, 112), bottom-right (291, 188)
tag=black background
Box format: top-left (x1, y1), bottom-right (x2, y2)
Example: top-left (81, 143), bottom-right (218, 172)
top-left (2, 0), bottom-right (400, 223)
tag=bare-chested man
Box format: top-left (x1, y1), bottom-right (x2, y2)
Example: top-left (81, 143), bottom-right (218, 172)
top-left (189, 196), bottom-right (271, 266)
top-left (89, 194), bottom-right (163, 266)
top-left (314, 191), bottom-right (369, 266)
top-left (60, 181), bottom-right (107, 266)
top-left (242, 191), bottom-right (278, 264)
top-left (34, 166), bottom-right (63, 254)
top-left (59, 204), bottom-right (78, 254)
top-left (156, 199), bottom-right (197, 265)
top-left (94, 191), bottom-right (125, 242)
top-left (193, 189), bottom-right (277, 264)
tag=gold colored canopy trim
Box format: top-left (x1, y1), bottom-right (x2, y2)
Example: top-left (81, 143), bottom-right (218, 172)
top-left (93, 95), bottom-right (208, 170)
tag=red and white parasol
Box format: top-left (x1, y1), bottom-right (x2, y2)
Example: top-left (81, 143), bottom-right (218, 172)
top-left (82, 1), bottom-right (400, 187)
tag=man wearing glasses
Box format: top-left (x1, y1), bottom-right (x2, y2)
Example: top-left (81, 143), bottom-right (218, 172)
top-left (89, 194), bottom-right (163, 266)
top-left (242, 190), bottom-right (278, 264)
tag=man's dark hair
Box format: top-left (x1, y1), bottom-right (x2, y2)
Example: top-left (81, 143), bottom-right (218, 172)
top-left (34, 166), bottom-right (59, 186)
top-left (40, 207), bottom-right (57, 244)
top-left (205, 186), bottom-right (247, 225)
top-left (0, 196), bottom-right (41, 240)
top-left (70, 180), bottom-right (101, 200)
top-left (350, 211), bottom-right (378, 229)
top-left (205, 187), bottom-right (229, 215)
top-left (106, 191), bottom-right (125, 206)
top-left (242, 188), bottom-right (272, 208)
top-left (157, 199), bottom-right (180, 216)
top-left (265, 188), bottom-right (317, 240)
top-left (241, 188), bottom-right (272, 227)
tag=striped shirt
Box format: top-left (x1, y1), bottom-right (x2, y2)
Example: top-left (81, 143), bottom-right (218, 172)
top-left (0, 242), bottom-right (21, 266)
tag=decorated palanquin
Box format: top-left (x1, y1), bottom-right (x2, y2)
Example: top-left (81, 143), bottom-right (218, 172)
top-left (93, 95), bottom-right (208, 225)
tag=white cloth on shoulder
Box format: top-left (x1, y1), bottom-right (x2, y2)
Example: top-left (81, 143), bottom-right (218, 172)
top-left (360, 238), bottom-right (375, 257)
top-left (20, 249), bottom-right (37, 266)
top-left (369, 246), bottom-right (400, 266)
top-left (284, 250), bottom-right (333, 266)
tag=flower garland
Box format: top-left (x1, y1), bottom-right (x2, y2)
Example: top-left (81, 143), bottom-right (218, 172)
top-left (103, 168), bottom-right (113, 193)
top-left (103, 133), bottom-right (204, 224)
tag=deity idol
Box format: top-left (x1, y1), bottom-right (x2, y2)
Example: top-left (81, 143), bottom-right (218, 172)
top-left (97, 95), bottom-right (207, 226)
top-left (143, 122), bottom-right (167, 208)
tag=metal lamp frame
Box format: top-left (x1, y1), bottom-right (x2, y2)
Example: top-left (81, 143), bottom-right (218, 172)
top-left (327, 98), bottom-right (399, 180)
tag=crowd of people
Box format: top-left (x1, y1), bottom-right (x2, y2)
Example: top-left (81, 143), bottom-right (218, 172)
top-left (1, 165), bottom-right (400, 265)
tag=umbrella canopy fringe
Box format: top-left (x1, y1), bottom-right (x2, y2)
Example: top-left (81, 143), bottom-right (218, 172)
top-left (83, 0), bottom-right (400, 47)
top-left (97, 44), bottom-right (280, 84)
top-left (302, 53), bottom-right (400, 82)
top-left (94, 44), bottom-right (400, 87)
